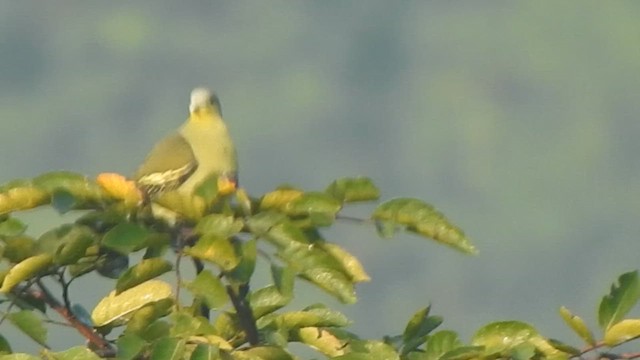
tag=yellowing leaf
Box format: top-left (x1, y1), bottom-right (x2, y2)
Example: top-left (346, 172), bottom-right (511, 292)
top-left (318, 243), bottom-right (370, 283)
top-left (559, 306), bottom-right (595, 345)
top-left (260, 188), bottom-right (304, 211)
top-left (96, 172), bottom-right (142, 206)
top-left (0, 254), bottom-right (53, 293)
top-left (91, 279), bottom-right (173, 327)
top-left (603, 319), bottom-right (640, 346)
top-left (0, 187), bottom-right (49, 215)
top-left (296, 327), bottom-right (346, 357)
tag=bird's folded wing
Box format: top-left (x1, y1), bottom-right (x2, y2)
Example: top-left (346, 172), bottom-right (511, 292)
top-left (134, 133), bottom-right (198, 197)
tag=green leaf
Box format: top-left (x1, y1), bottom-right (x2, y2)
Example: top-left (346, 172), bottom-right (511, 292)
top-left (33, 171), bottom-right (105, 202)
top-left (155, 191), bottom-right (206, 221)
top-left (546, 339), bottom-right (580, 356)
top-left (50, 190), bottom-right (77, 214)
top-left (171, 311), bottom-right (216, 338)
top-left (2, 235), bottom-right (36, 262)
top-left (150, 337), bottom-right (186, 360)
top-left (47, 346), bottom-right (102, 360)
top-left (265, 221), bottom-right (310, 248)
top-left (246, 211), bottom-right (288, 236)
top-left (260, 190), bottom-right (341, 224)
top-left (91, 279), bottom-right (173, 327)
top-left (50, 225), bottom-right (96, 266)
top-left (439, 346), bottom-right (488, 360)
top-left (125, 298), bottom-right (174, 335)
top-left (278, 307), bottom-right (350, 329)
top-left (184, 234), bottom-right (239, 271)
top-left (277, 242), bottom-right (356, 303)
top-left (472, 321), bottom-right (563, 358)
top-left (96, 249), bottom-right (129, 279)
top-left (190, 343), bottom-right (221, 360)
top-left (185, 269), bottom-right (229, 309)
top-left (339, 340), bottom-right (400, 360)
top-left (302, 267), bottom-right (356, 304)
top-left (117, 258), bottom-right (173, 293)
top-left (196, 214), bottom-right (244, 238)
top-left (325, 177), bottom-right (380, 203)
top-left (289, 192), bottom-right (342, 224)
top-left (0, 217), bottom-right (26, 237)
top-left (509, 342), bottom-right (536, 360)
top-left (473, 321), bottom-right (537, 354)
top-left (233, 346), bottom-right (294, 360)
top-left (603, 319), bottom-right (640, 346)
top-left (141, 320), bottom-right (171, 342)
top-left (225, 239), bottom-right (257, 284)
top-left (402, 306), bottom-right (443, 354)
top-left (260, 188), bottom-right (304, 211)
top-left (559, 306), bottom-right (595, 345)
top-left (0, 253), bottom-right (53, 293)
top-left (423, 331), bottom-right (463, 360)
top-left (0, 333), bottom-right (12, 354)
top-left (372, 198), bottom-right (476, 254)
top-left (8, 310), bottom-right (47, 346)
top-left (116, 334), bottom-right (146, 360)
top-left (194, 175), bottom-right (219, 205)
top-left (598, 271), bottom-right (640, 330)
top-left (102, 222), bottom-right (150, 255)
top-left (271, 265), bottom-right (294, 298)
top-left (251, 286), bottom-right (292, 319)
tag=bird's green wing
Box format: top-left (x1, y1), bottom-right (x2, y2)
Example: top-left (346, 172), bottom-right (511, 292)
top-left (134, 133), bottom-right (198, 197)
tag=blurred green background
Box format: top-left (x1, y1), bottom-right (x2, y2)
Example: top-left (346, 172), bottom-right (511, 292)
top-left (2, 1), bottom-right (640, 353)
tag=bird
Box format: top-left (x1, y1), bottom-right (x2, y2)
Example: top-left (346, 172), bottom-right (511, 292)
top-left (134, 87), bottom-right (238, 202)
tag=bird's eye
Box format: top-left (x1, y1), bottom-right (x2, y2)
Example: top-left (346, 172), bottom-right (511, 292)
top-left (210, 95), bottom-right (222, 114)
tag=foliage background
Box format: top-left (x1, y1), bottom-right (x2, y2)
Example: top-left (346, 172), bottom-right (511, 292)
top-left (2, 1), bottom-right (640, 352)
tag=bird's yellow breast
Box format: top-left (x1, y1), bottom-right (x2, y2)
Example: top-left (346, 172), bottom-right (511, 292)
top-left (177, 110), bottom-right (237, 193)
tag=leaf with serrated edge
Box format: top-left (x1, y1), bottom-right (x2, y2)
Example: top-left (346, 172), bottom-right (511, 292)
top-left (598, 271), bottom-right (640, 330)
top-left (372, 198), bottom-right (476, 254)
top-left (559, 306), bottom-right (595, 345)
top-left (325, 177), bottom-right (380, 203)
top-left (604, 319), bottom-right (640, 346)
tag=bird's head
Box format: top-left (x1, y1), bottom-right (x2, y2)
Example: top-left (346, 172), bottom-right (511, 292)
top-left (189, 87), bottom-right (222, 115)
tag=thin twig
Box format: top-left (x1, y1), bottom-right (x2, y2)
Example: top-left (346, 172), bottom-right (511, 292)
top-left (336, 214), bottom-right (371, 224)
top-left (32, 280), bottom-right (113, 353)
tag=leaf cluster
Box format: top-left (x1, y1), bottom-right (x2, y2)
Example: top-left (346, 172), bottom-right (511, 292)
top-left (0, 172), bottom-right (474, 359)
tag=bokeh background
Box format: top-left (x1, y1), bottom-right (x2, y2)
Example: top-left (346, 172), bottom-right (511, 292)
top-left (2, 1), bottom-right (640, 353)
